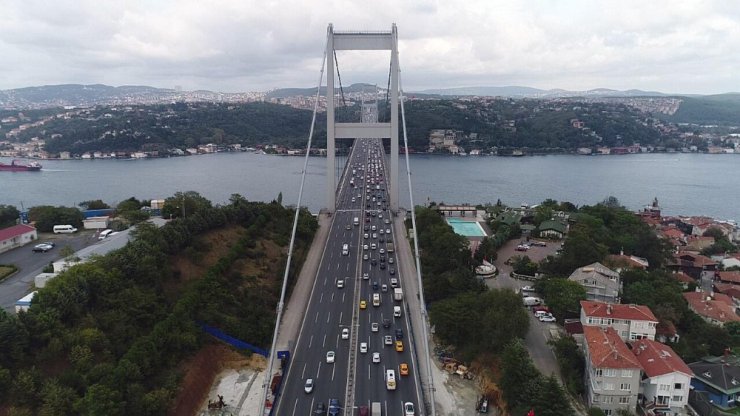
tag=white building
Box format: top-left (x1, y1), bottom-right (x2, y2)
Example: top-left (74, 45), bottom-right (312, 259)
top-left (0, 224), bottom-right (38, 254)
top-left (569, 262), bottom-right (622, 303)
top-left (581, 300), bottom-right (658, 342)
top-left (631, 338), bottom-right (693, 415)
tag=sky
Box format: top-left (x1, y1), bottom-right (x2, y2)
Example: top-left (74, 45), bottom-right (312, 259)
top-left (2, 0), bottom-right (739, 94)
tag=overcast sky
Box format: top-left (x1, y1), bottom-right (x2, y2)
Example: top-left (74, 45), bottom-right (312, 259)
top-left (2, 0), bottom-right (739, 94)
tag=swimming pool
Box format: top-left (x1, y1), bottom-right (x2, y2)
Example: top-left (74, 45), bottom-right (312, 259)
top-left (446, 218), bottom-right (487, 237)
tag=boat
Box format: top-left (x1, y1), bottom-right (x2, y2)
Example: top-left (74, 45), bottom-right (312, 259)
top-left (0, 160), bottom-right (42, 172)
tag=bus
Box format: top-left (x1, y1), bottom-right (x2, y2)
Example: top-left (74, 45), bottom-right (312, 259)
top-left (385, 369), bottom-right (396, 391)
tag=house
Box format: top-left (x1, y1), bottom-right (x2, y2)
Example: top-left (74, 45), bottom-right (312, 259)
top-left (606, 252), bottom-right (649, 272)
top-left (583, 326), bottom-right (643, 415)
top-left (685, 235), bottom-right (715, 252)
top-left (683, 292), bottom-right (740, 327)
top-left (630, 339), bottom-right (693, 415)
top-left (689, 356), bottom-right (740, 410)
top-left (0, 224), bottom-right (38, 254)
top-left (671, 271), bottom-right (695, 289)
top-left (655, 321), bottom-right (680, 344)
top-left (580, 300), bottom-right (658, 342)
top-left (668, 253), bottom-right (717, 282)
top-left (569, 262), bottom-right (622, 304)
top-left (713, 283), bottom-right (740, 300)
top-left (538, 220), bottom-right (567, 239)
top-left (721, 255), bottom-right (740, 270)
top-left (717, 271), bottom-right (740, 286)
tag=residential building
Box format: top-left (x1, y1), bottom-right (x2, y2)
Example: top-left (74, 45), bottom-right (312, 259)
top-left (581, 301), bottom-right (658, 341)
top-left (569, 262), bottom-right (622, 304)
top-left (0, 224), bottom-right (38, 254)
top-left (683, 291), bottom-right (740, 327)
top-left (667, 253), bottom-right (717, 282)
top-left (689, 356), bottom-right (740, 410)
top-left (717, 271), bottom-right (740, 286)
top-left (538, 220), bottom-right (567, 239)
top-left (606, 252), bottom-right (649, 272)
top-left (584, 326), bottom-right (643, 415)
top-left (631, 339), bottom-right (693, 415)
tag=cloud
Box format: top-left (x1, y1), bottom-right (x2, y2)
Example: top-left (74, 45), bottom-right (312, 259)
top-left (0, 0), bottom-right (738, 94)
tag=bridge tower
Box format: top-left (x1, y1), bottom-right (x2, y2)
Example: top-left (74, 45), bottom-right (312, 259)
top-left (325, 24), bottom-right (399, 213)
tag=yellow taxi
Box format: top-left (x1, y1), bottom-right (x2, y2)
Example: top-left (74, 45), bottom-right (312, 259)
top-left (399, 363), bottom-right (409, 376)
top-left (395, 340), bottom-right (404, 352)
top-left (360, 300), bottom-right (367, 309)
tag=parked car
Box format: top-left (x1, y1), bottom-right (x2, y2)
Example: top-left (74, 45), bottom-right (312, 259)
top-left (539, 314), bottom-right (556, 322)
top-left (32, 243), bottom-right (54, 253)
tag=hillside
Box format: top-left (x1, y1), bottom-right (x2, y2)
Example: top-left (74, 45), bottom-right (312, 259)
top-left (414, 86), bottom-right (667, 98)
top-left (0, 195), bottom-right (318, 414)
top-left (266, 82), bottom-right (378, 99)
top-left (665, 94), bottom-right (740, 125)
top-left (0, 84), bottom-right (176, 108)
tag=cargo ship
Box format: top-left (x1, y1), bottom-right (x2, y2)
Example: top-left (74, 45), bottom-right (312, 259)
top-left (0, 160), bottom-right (42, 171)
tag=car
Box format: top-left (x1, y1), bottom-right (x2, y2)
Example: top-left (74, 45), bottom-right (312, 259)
top-left (363, 244), bottom-right (369, 250)
top-left (360, 342), bottom-right (368, 353)
top-left (383, 318), bottom-right (391, 328)
top-left (342, 328), bottom-right (349, 339)
top-left (395, 340), bottom-right (404, 352)
top-left (399, 363), bottom-right (409, 376)
top-left (371, 225), bottom-right (376, 231)
top-left (515, 244), bottom-right (529, 251)
top-left (381, 284), bottom-right (388, 292)
top-left (42, 241), bottom-right (56, 247)
top-left (404, 402), bottom-right (415, 416)
top-left (390, 278), bottom-right (398, 288)
top-left (386, 228), bottom-right (391, 234)
top-left (371, 258), bottom-right (377, 265)
top-left (372, 281), bottom-right (379, 290)
top-left (364, 224), bottom-right (370, 231)
top-left (372, 352), bottom-right (381, 363)
top-left (351, 197), bottom-right (355, 203)
top-left (345, 224), bottom-right (351, 230)
top-left (380, 262), bottom-right (386, 269)
top-left (521, 285), bottom-right (535, 292)
top-left (372, 233), bottom-right (377, 239)
top-left (371, 322), bottom-right (379, 332)
top-left (32, 243), bottom-right (54, 253)
top-left (360, 300), bottom-right (367, 309)
top-left (358, 405), bottom-right (369, 416)
top-left (364, 233), bottom-right (369, 239)
top-left (539, 314), bottom-right (557, 322)
top-left (326, 351), bottom-right (335, 363)
top-left (395, 328), bottom-right (404, 340)
top-left (389, 257), bottom-right (394, 264)
top-left (379, 229), bottom-right (384, 235)
top-left (304, 378), bottom-right (314, 393)
top-left (531, 241), bottom-right (547, 247)
top-left (363, 254), bottom-right (369, 261)
top-left (328, 399), bottom-right (341, 416)
top-left (379, 248), bottom-right (385, 254)
top-left (363, 272), bottom-right (369, 280)
top-left (389, 267), bottom-right (396, 275)
top-left (384, 335), bottom-right (393, 345)
top-left (371, 243), bottom-right (377, 250)
top-left (314, 402), bottom-right (326, 414)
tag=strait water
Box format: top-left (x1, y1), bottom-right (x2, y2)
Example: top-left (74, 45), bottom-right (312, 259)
top-left (1, 153), bottom-right (738, 221)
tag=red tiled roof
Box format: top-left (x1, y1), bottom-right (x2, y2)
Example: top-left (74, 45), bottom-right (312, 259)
top-left (656, 320), bottom-right (677, 337)
top-left (630, 339), bottom-right (693, 378)
top-left (672, 271), bottom-right (694, 284)
top-left (581, 300), bottom-right (658, 322)
top-left (606, 254), bottom-right (648, 270)
top-left (564, 320), bottom-right (583, 335)
top-left (718, 271), bottom-right (740, 284)
top-left (660, 228), bottom-right (685, 239)
top-left (675, 253), bottom-right (717, 267)
top-left (584, 326), bottom-right (643, 370)
top-left (713, 283), bottom-right (740, 299)
top-left (0, 224), bottom-right (36, 242)
top-left (683, 292), bottom-right (740, 323)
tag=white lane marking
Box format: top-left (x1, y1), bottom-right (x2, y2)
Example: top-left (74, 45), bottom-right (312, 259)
top-left (326, 312), bottom-right (331, 323)
top-left (322, 334), bottom-right (327, 347)
top-left (339, 311), bottom-right (343, 324)
top-left (331, 292), bottom-right (335, 302)
top-left (314, 311), bottom-right (319, 323)
top-left (301, 362), bottom-right (307, 379)
top-left (332, 363), bottom-right (336, 381)
top-left (336, 263), bottom-right (340, 270)
top-left (308, 335), bottom-right (313, 348)
top-left (346, 263), bottom-right (350, 271)
top-left (319, 293), bottom-right (323, 303)
top-left (291, 398), bottom-right (298, 416)
top-left (368, 364), bottom-right (371, 380)
top-left (316, 361), bottom-right (321, 378)
top-left (342, 292), bottom-right (345, 304)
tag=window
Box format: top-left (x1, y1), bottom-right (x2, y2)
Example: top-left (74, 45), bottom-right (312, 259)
top-left (604, 382), bottom-right (615, 390)
top-left (621, 330), bottom-right (629, 338)
top-left (619, 396), bottom-right (630, 404)
top-left (605, 369), bottom-right (617, 377)
top-left (620, 383), bottom-right (631, 391)
top-left (672, 395), bottom-right (684, 402)
top-left (595, 369), bottom-right (603, 376)
top-left (603, 396), bottom-right (614, 404)
top-left (621, 369), bottom-right (633, 378)
top-left (674, 383), bottom-right (683, 390)
top-left (659, 384), bottom-right (671, 391)
top-left (604, 410), bottom-right (613, 416)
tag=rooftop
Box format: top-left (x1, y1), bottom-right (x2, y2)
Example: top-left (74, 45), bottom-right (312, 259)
top-left (630, 338), bottom-right (692, 378)
top-left (0, 224), bottom-right (36, 241)
top-left (581, 300), bottom-right (658, 322)
top-left (584, 326), bottom-right (643, 370)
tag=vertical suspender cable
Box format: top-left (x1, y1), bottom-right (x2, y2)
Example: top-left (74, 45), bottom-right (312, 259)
top-left (398, 68), bottom-right (436, 416)
top-left (259, 36), bottom-right (329, 416)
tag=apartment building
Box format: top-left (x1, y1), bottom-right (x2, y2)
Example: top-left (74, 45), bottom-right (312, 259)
top-left (631, 339), bottom-right (693, 415)
top-left (580, 300), bottom-right (658, 342)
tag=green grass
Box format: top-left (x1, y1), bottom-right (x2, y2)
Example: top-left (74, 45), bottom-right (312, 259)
top-left (0, 264), bottom-right (18, 281)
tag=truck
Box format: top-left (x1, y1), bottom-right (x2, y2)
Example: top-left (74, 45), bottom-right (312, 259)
top-left (386, 242), bottom-right (394, 253)
top-left (371, 402), bottom-right (381, 416)
top-left (393, 288), bottom-right (403, 301)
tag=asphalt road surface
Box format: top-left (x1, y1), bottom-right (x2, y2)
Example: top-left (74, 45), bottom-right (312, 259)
top-left (277, 139), bottom-right (422, 416)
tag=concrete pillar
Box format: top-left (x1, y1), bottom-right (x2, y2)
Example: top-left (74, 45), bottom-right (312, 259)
top-left (326, 25), bottom-right (336, 212)
top-left (389, 24), bottom-right (399, 212)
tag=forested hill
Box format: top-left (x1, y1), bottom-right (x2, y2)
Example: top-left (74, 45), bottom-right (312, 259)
top-left (663, 94), bottom-right (740, 126)
top-left (0, 194), bottom-right (317, 414)
top-left (8, 98), bottom-right (670, 154)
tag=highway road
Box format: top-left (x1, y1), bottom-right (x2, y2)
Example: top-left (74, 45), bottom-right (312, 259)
top-left (277, 139), bottom-right (421, 416)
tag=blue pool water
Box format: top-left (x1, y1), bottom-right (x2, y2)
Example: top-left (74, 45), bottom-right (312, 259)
top-left (446, 218), bottom-right (487, 237)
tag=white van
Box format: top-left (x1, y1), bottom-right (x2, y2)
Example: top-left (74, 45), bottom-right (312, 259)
top-left (385, 369), bottom-right (396, 391)
top-left (53, 225), bottom-right (78, 234)
top-left (98, 229), bottom-right (114, 240)
top-left (393, 306), bottom-right (402, 317)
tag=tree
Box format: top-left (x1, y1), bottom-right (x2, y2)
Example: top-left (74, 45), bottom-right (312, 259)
top-left (533, 374), bottom-right (573, 416)
top-left (0, 205), bottom-right (20, 228)
top-left (500, 339), bottom-right (543, 411)
top-left (161, 191), bottom-right (212, 219)
top-left (27, 206), bottom-right (84, 232)
top-left (117, 197), bottom-right (142, 213)
top-left (78, 200), bottom-right (110, 210)
top-left (537, 278), bottom-right (587, 319)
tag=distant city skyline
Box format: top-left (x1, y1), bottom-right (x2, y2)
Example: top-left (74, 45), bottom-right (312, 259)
top-left (2, 1), bottom-right (739, 95)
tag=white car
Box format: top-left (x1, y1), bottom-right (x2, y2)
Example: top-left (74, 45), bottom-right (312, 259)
top-left (304, 378), bottom-right (314, 394)
top-left (363, 273), bottom-right (369, 280)
top-left (360, 342), bottom-right (368, 353)
top-left (364, 233), bottom-right (369, 239)
top-left (379, 248), bottom-right (385, 254)
top-left (372, 352), bottom-right (381, 363)
top-left (521, 285), bottom-right (535, 292)
top-left (371, 243), bottom-right (377, 250)
top-left (363, 244), bottom-right (369, 250)
top-left (371, 322), bottom-right (379, 332)
top-left (371, 225), bottom-right (376, 231)
top-left (404, 402), bottom-right (415, 416)
top-left (388, 257), bottom-right (394, 264)
top-left (539, 314), bottom-right (557, 322)
top-left (326, 351), bottom-right (335, 363)
top-left (386, 228), bottom-right (391, 234)
top-left (384, 335), bottom-right (393, 345)
top-left (372, 233), bottom-right (377, 239)
top-left (342, 328), bottom-right (349, 339)
top-left (363, 254), bottom-right (369, 261)
top-left (336, 279), bottom-right (344, 288)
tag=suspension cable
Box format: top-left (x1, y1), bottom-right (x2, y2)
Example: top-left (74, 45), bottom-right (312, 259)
top-left (260, 35), bottom-right (329, 416)
top-left (334, 49), bottom-right (347, 107)
top-left (385, 60), bottom-right (392, 121)
top-left (398, 64), bottom-right (437, 416)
